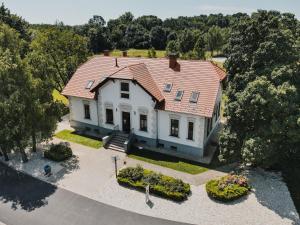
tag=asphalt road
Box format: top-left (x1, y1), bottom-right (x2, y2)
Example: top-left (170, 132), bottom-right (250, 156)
top-left (0, 162), bottom-right (190, 225)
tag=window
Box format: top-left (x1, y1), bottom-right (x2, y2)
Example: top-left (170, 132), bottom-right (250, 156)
top-left (84, 104), bottom-right (90, 119)
top-left (187, 122), bottom-right (194, 140)
top-left (86, 80), bottom-right (94, 89)
top-left (120, 82), bottom-right (129, 99)
top-left (158, 143), bottom-right (164, 148)
top-left (106, 108), bottom-right (114, 124)
top-left (206, 118), bottom-right (212, 137)
top-left (170, 146), bottom-right (177, 151)
top-left (140, 114), bottom-right (147, 131)
top-left (190, 91), bottom-right (199, 103)
top-left (175, 90), bottom-right (184, 101)
top-left (163, 83), bottom-right (172, 92)
top-left (170, 119), bottom-right (179, 137)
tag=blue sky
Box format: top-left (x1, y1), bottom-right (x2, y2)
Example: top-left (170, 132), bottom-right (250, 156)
top-left (2, 0), bottom-right (299, 25)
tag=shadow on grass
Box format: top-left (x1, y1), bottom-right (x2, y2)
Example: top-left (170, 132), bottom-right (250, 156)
top-left (0, 162), bottom-right (57, 211)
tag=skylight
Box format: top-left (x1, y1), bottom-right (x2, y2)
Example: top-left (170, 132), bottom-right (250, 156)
top-left (190, 91), bottom-right (199, 103)
top-left (163, 83), bottom-right (172, 92)
top-left (85, 80), bottom-right (94, 89)
top-left (175, 90), bottom-right (184, 101)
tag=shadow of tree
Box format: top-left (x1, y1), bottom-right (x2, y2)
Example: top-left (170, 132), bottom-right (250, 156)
top-left (49, 155), bottom-right (80, 183)
top-left (246, 169), bottom-right (300, 224)
top-left (0, 162), bottom-right (57, 211)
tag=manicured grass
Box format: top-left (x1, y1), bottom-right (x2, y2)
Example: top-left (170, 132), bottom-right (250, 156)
top-left (109, 49), bottom-right (167, 58)
top-left (52, 89), bottom-right (69, 106)
top-left (128, 148), bottom-right (209, 175)
top-left (55, 130), bottom-right (102, 149)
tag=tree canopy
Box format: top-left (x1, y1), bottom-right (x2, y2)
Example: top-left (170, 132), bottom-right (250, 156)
top-left (219, 10), bottom-right (300, 167)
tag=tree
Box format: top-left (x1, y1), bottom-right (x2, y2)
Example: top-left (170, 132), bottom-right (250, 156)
top-left (125, 24), bottom-right (150, 49)
top-left (219, 11), bottom-right (300, 168)
top-left (166, 40), bottom-right (179, 56)
top-left (177, 29), bottom-right (196, 54)
top-left (206, 25), bottom-right (223, 56)
top-left (193, 35), bottom-right (206, 59)
top-left (149, 26), bottom-right (166, 50)
top-left (29, 28), bottom-right (89, 91)
top-left (0, 25), bottom-right (32, 162)
top-left (135, 15), bottom-right (162, 30)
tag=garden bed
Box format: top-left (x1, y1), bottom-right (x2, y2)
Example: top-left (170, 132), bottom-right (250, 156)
top-left (206, 173), bottom-right (251, 202)
top-left (117, 166), bottom-right (191, 202)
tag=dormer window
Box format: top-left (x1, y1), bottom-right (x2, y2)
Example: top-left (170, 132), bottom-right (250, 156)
top-left (190, 91), bottom-right (199, 103)
top-left (175, 90), bottom-right (184, 101)
top-left (85, 80), bottom-right (94, 89)
top-left (164, 83), bottom-right (172, 92)
top-left (120, 82), bottom-right (129, 99)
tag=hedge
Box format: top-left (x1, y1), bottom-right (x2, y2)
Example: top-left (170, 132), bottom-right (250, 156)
top-left (117, 166), bottom-right (190, 202)
top-left (44, 142), bottom-right (72, 162)
top-left (206, 174), bottom-right (251, 202)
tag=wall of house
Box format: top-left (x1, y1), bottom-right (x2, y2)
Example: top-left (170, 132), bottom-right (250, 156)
top-left (156, 110), bottom-right (205, 157)
top-left (203, 84), bottom-right (222, 146)
top-left (69, 96), bottom-right (98, 127)
top-left (98, 79), bottom-right (157, 139)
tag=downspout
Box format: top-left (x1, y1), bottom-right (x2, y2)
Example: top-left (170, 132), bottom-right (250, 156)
top-left (156, 109), bottom-right (159, 147)
top-left (96, 90), bottom-right (100, 128)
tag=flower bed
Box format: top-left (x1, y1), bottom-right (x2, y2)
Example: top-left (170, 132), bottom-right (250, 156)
top-left (44, 142), bottom-right (72, 162)
top-left (206, 174), bottom-right (251, 202)
top-left (117, 166), bottom-right (191, 202)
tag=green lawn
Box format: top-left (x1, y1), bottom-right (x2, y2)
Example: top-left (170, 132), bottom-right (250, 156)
top-left (55, 129), bottom-right (102, 149)
top-left (52, 89), bottom-right (69, 106)
top-left (128, 148), bottom-right (210, 175)
top-left (108, 49), bottom-right (167, 58)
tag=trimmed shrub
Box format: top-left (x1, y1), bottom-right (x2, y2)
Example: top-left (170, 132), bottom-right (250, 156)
top-left (206, 174), bottom-right (251, 202)
top-left (117, 166), bottom-right (191, 202)
top-left (44, 142), bottom-right (72, 162)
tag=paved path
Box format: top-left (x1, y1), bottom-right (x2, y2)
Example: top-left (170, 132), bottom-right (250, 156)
top-left (0, 162), bottom-right (191, 225)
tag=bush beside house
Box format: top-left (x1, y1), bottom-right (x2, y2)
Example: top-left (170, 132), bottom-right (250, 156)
top-left (117, 166), bottom-right (190, 202)
top-left (44, 142), bottom-right (72, 162)
top-left (206, 174), bottom-right (250, 202)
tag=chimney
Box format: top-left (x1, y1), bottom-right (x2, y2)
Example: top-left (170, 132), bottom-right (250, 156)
top-left (169, 52), bottom-right (178, 69)
top-left (122, 50), bottom-right (127, 57)
top-left (103, 50), bottom-right (110, 56)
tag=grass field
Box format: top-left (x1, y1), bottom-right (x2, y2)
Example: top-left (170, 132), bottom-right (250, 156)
top-left (55, 129), bottom-right (103, 149)
top-left (52, 89), bottom-right (69, 105)
top-left (109, 49), bottom-right (167, 58)
top-left (128, 148), bottom-right (210, 175)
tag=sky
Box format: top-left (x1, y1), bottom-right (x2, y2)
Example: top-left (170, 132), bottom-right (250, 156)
top-left (2, 0), bottom-right (300, 25)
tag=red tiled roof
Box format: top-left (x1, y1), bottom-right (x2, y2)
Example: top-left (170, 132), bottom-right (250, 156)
top-left (62, 56), bottom-right (225, 117)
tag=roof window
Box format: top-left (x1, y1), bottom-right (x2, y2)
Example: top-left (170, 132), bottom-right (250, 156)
top-left (175, 90), bottom-right (184, 101)
top-left (86, 80), bottom-right (94, 89)
top-left (163, 83), bottom-right (172, 92)
top-left (190, 91), bottom-right (199, 103)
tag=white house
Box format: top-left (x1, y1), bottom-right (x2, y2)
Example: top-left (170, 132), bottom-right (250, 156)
top-left (62, 53), bottom-right (226, 159)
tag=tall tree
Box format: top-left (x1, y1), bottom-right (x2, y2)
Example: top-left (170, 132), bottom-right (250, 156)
top-left (206, 25), bottom-right (223, 56)
top-left (193, 35), bottom-right (206, 59)
top-left (29, 28), bottom-right (89, 91)
top-left (177, 29), bottom-right (196, 54)
top-left (219, 11), bottom-right (300, 167)
top-left (149, 26), bottom-right (167, 50)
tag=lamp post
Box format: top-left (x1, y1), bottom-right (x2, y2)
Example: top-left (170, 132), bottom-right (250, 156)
top-left (111, 155), bottom-right (120, 178)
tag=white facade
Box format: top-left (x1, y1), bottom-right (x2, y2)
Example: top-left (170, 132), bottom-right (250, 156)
top-left (68, 79), bottom-right (222, 157)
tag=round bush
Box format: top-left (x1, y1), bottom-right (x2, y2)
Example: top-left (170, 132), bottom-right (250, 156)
top-left (44, 142), bottom-right (72, 162)
top-left (206, 174), bottom-right (250, 202)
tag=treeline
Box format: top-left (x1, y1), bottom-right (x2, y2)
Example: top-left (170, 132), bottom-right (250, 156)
top-left (32, 12), bottom-right (250, 59)
top-left (0, 3), bottom-right (89, 161)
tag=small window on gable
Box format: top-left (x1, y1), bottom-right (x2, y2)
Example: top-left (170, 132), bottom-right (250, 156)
top-left (175, 90), bottom-right (184, 101)
top-left (190, 91), bottom-right (199, 103)
top-left (86, 80), bottom-right (94, 89)
top-left (164, 83), bottom-right (172, 92)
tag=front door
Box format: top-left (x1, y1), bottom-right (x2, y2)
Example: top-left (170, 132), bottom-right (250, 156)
top-left (122, 111), bottom-right (131, 133)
